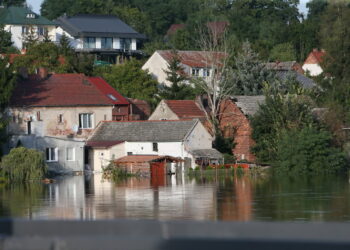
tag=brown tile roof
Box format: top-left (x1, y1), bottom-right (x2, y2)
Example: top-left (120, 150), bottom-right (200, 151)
top-left (165, 100), bottom-right (206, 119)
top-left (115, 155), bottom-right (182, 163)
top-left (304, 49), bottom-right (326, 64)
top-left (157, 50), bottom-right (227, 68)
top-left (10, 74), bottom-right (130, 107)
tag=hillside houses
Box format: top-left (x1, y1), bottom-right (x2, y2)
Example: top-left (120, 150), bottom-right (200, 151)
top-left (142, 50), bottom-right (226, 87)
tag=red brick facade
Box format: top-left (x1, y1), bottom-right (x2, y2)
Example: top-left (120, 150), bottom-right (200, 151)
top-left (218, 100), bottom-right (256, 163)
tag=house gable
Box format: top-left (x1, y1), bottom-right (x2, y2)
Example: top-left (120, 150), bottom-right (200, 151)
top-left (148, 100), bottom-right (180, 120)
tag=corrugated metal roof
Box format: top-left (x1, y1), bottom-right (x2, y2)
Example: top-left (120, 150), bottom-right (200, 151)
top-left (88, 120), bottom-right (198, 142)
top-left (56, 14), bottom-right (146, 39)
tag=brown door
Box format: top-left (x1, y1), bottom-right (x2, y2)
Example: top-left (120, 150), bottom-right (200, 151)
top-left (150, 162), bottom-right (165, 187)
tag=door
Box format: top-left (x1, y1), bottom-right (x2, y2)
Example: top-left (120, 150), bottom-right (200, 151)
top-left (150, 162), bottom-right (165, 187)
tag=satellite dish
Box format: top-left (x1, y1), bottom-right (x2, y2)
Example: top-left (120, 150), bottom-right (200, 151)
top-left (72, 124), bottom-right (79, 133)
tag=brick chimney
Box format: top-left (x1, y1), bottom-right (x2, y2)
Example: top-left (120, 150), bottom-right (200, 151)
top-left (38, 67), bottom-right (48, 79)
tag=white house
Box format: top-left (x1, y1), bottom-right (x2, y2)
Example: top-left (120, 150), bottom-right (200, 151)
top-left (86, 120), bottom-right (222, 172)
top-left (0, 6), bottom-right (57, 50)
top-left (55, 14), bottom-right (146, 64)
top-left (142, 50), bottom-right (227, 87)
top-left (302, 49), bottom-right (326, 76)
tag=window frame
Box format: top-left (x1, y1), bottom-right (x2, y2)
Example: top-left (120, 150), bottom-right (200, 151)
top-left (83, 37), bottom-right (96, 49)
top-left (46, 147), bottom-right (58, 162)
top-left (101, 37), bottom-right (113, 49)
top-left (79, 113), bottom-right (94, 129)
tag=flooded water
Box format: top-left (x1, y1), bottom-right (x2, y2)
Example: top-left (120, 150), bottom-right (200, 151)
top-left (1, 172), bottom-right (350, 221)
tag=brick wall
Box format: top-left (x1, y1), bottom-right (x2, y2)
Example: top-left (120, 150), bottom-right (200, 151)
top-left (218, 100), bottom-right (256, 162)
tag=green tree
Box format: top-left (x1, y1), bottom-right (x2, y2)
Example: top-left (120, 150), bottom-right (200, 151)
top-left (274, 127), bottom-right (346, 174)
top-left (1, 147), bottom-right (47, 182)
top-left (22, 25), bottom-right (39, 49)
top-left (159, 50), bottom-right (197, 100)
top-left (93, 59), bottom-right (159, 107)
top-left (1, 0), bottom-right (25, 6)
top-left (0, 24), bottom-right (13, 53)
top-left (251, 79), bottom-right (316, 164)
top-left (231, 41), bottom-right (275, 95)
top-left (269, 42), bottom-right (297, 62)
top-left (0, 57), bottom-right (16, 156)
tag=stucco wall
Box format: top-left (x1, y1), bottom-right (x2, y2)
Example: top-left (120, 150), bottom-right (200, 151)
top-left (8, 106), bottom-right (113, 139)
top-left (184, 122), bottom-right (212, 150)
top-left (90, 143), bottom-right (125, 172)
top-left (148, 100), bottom-right (179, 120)
top-left (142, 52), bottom-right (170, 85)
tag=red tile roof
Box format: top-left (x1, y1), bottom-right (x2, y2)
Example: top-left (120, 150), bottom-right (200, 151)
top-left (86, 140), bottom-right (124, 148)
top-left (10, 74), bottom-right (130, 107)
top-left (157, 50), bottom-right (227, 68)
top-left (166, 23), bottom-right (186, 36)
top-left (304, 49), bottom-right (326, 65)
top-left (165, 100), bottom-right (206, 119)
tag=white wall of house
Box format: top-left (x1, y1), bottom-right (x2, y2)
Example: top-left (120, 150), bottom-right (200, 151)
top-left (90, 143), bottom-right (126, 172)
top-left (5, 24), bottom-right (56, 50)
top-left (55, 27), bottom-right (81, 49)
top-left (148, 100), bottom-right (179, 120)
top-left (302, 64), bottom-right (323, 76)
top-left (142, 52), bottom-right (170, 85)
top-left (183, 121), bottom-right (212, 150)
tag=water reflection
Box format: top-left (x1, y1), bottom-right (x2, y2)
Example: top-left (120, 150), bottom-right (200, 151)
top-left (1, 173), bottom-right (350, 221)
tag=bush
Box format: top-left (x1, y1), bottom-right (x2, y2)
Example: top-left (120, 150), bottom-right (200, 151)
top-left (274, 127), bottom-right (347, 174)
top-left (0, 147), bottom-right (47, 182)
top-left (223, 153), bottom-right (236, 164)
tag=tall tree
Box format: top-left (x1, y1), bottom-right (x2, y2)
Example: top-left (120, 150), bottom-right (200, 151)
top-left (231, 41), bottom-right (275, 95)
top-left (0, 57), bottom-right (16, 156)
top-left (1, 0), bottom-right (25, 6)
top-left (159, 50), bottom-right (196, 100)
top-left (0, 24), bottom-right (13, 53)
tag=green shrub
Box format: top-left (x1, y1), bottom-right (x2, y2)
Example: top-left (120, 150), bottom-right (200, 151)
top-left (274, 127), bottom-right (347, 174)
top-left (223, 153), bottom-right (236, 164)
top-left (0, 147), bottom-right (47, 182)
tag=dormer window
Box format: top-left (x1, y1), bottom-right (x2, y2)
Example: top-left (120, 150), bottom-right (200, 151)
top-left (26, 13), bottom-right (36, 19)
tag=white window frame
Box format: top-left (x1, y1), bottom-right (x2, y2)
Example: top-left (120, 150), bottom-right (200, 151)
top-left (46, 148), bottom-right (58, 162)
top-left (66, 147), bottom-right (75, 161)
top-left (79, 113), bottom-right (94, 129)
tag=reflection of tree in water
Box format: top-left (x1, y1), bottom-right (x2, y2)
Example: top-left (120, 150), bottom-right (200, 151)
top-left (0, 183), bottom-right (45, 218)
top-left (253, 174), bottom-right (350, 221)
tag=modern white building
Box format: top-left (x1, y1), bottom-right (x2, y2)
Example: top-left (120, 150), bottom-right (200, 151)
top-left (142, 50), bottom-right (227, 86)
top-left (55, 14), bottom-right (146, 64)
top-left (0, 6), bottom-right (57, 50)
top-left (86, 120), bottom-right (222, 172)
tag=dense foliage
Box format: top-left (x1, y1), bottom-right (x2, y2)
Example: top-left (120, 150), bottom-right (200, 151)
top-left (0, 57), bottom-right (16, 156)
top-left (274, 127), bottom-right (346, 174)
top-left (93, 59), bottom-right (159, 107)
top-left (1, 147), bottom-right (47, 182)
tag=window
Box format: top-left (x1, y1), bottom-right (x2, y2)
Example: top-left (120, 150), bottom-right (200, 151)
top-left (22, 26), bottom-right (29, 34)
top-left (46, 148), bottom-right (58, 162)
top-left (127, 152), bottom-right (133, 155)
top-left (37, 27), bottom-right (48, 36)
top-left (192, 68), bottom-right (200, 76)
top-left (79, 113), bottom-right (93, 129)
top-left (37, 111), bottom-right (41, 121)
top-left (26, 13), bottom-right (36, 19)
top-left (27, 121), bottom-right (31, 135)
top-left (101, 37), bottom-right (113, 49)
top-left (120, 38), bottom-right (131, 50)
top-left (66, 147), bottom-right (75, 161)
top-left (152, 142), bottom-right (158, 152)
top-left (83, 37), bottom-right (96, 49)
top-left (203, 68), bottom-right (210, 77)
top-left (58, 114), bottom-right (63, 124)
top-left (107, 94), bottom-right (117, 101)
